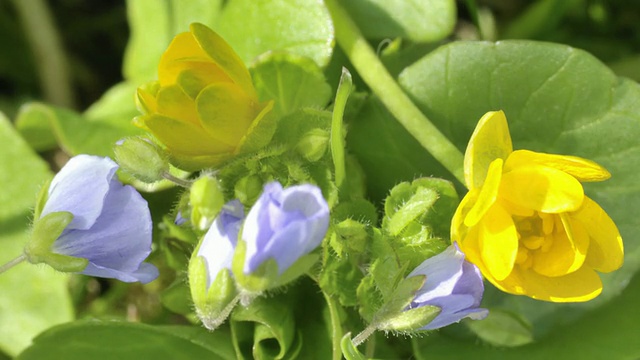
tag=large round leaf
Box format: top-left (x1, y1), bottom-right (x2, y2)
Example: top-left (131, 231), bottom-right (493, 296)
top-left (348, 40), bottom-right (640, 334)
top-left (17, 321), bottom-right (235, 360)
top-left (216, 0), bottom-right (334, 67)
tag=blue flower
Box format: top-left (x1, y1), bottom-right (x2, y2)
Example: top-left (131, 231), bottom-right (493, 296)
top-left (242, 182), bottom-right (330, 274)
top-left (407, 244), bottom-right (488, 330)
top-left (197, 200), bottom-right (244, 289)
top-left (39, 155), bottom-right (158, 283)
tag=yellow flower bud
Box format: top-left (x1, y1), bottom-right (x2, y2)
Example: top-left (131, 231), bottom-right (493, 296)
top-left (135, 23), bottom-right (274, 171)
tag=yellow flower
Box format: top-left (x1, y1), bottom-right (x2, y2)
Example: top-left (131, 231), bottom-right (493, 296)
top-left (452, 111), bottom-right (623, 302)
top-left (135, 23), bottom-right (274, 171)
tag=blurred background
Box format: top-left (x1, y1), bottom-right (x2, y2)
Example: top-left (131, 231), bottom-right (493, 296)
top-left (2, 0), bottom-right (640, 121)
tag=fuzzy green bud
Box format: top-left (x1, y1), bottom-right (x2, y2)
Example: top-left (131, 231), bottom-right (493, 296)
top-left (296, 128), bottom-right (329, 162)
top-left (190, 176), bottom-right (225, 230)
top-left (114, 137), bottom-right (169, 183)
top-left (234, 175), bottom-right (263, 205)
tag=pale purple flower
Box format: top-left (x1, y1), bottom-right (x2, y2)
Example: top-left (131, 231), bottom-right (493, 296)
top-left (242, 182), bottom-right (329, 274)
top-left (40, 155), bottom-right (158, 283)
top-left (197, 200), bottom-right (244, 289)
top-left (407, 243), bottom-right (488, 330)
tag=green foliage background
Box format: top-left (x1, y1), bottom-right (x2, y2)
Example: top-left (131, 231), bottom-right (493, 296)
top-left (1, 0), bottom-right (640, 359)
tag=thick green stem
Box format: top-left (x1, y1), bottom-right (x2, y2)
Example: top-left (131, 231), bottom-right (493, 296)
top-left (12, 0), bottom-right (76, 108)
top-left (325, 0), bottom-right (465, 184)
top-left (322, 291), bottom-right (345, 360)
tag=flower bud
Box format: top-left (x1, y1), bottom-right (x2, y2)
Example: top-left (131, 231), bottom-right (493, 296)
top-left (405, 244), bottom-right (488, 330)
top-left (190, 176), bottom-right (225, 230)
top-left (114, 137), bottom-right (169, 183)
top-left (233, 182), bottom-right (330, 293)
top-left (189, 200), bottom-right (243, 329)
top-left (295, 128), bottom-right (329, 162)
top-left (134, 23), bottom-right (275, 171)
top-left (25, 155), bottom-right (158, 283)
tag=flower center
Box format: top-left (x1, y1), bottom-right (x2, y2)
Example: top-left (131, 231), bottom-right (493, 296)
top-left (512, 212), bottom-right (560, 270)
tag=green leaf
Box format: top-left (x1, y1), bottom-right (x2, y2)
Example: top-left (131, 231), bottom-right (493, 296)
top-left (15, 83), bottom-right (143, 159)
top-left (123, 0), bottom-right (223, 82)
top-left (412, 272), bottom-right (640, 360)
top-left (231, 295), bottom-right (298, 360)
top-left (466, 309), bottom-right (534, 347)
top-left (340, 333), bottom-right (367, 360)
top-left (216, 0), bottom-right (334, 68)
top-left (0, 113), bottom-right (73, 356)
top-left (17, 321), bottom-right (235, 360)
top-left (342, 0), bottom-right (457, 42)
top-left (351, 40), bottom-right (640, 336)
top-left (347, 96), bottom-right (451, 204)
top-left (250, 52), bottom-right (333, 118)
top-left (123, 0), bottom-right (171, 81)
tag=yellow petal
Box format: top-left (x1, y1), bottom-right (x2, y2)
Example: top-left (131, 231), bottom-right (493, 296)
top-left (531, 214), bottom-right (589, 277)
top-left (478, 204), bottom-right (518, 281)
top-left (145, 114), bottom-right (234, 155)
top-left (196, 82), bottom-right (258, 147)
top-left (500, 164), bottom-right (584, 213)
top-left (175, 67), bottom-right (231, 99)
top-left (170, 151), bottom-right (233, 172)
top-left (457, 226), bottom-right (486, 273)
top-left (498, 265), bottom-right (602, 302)
top-left (236, 100), bottom-right (277, 154)
top-left (505, 150), bottom-right (611, 182)
top-left (451, 189), bottom-right (479, 243)
top-left (158, 32), bottom-right (212, 86)
top-left (155, 85), bottom-right (200, 127)
top-left (572, 197), bottom-right (624, 273)
top-left (136, 84), bottom-right (159, 115)
top-left (465, 158), bottom-right (503, 227)
top-left (464, 110), bottom-right (513, 190)
top-left (190, 23), bottom-right (257, 100)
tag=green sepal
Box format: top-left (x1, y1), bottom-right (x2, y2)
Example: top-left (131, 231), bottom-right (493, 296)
top-left (375, 304), bottom-right (440, 332)
top-left (190, 176), bottom-right (225, 230)
top-left (113, 137), bottom-right (169, 183)
top-left (25, 211), bottom-right (89, 273)
top-left (382, 178), bottom-right (458, 270)
top-left (232, 240), bottom-right (278, 294)
top-left (384, 185), bottom-right (438, 237)
top-left (340, 333), bottom-right (367, 360)
top-left (232, 239), bottom-right (319, 294)
top-left (33, 177), bottom-right (52, 220)
top-left (188, 240), bottom-right (238, 330)
top-left (374, 275), bottom-right (426, 323)
top-left (273, 253), bottom-right (319, 288)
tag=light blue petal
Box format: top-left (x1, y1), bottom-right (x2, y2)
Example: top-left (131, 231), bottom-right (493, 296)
top-left (409, 245), bottom-right (465, 303)
top-left (41, 155), bottom-right (117, 230)
top-left (81, 261), bottom-right (159, 284)
top-left (243, 182), bottom-right (329, 274)
top-left (198, 200), bottom-right (244, 289)
top-left (52, 178), bottom-right (153, 273)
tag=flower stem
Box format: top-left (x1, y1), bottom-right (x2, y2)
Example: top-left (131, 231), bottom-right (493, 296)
top-left (324, 0), bottom-right (466, 185)
top-left (161, 171), bottom-right (193, 188)
top-left (0, 254), bottom-right (27, 275)
top-left (352, 323), bottom-right (378, 347)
